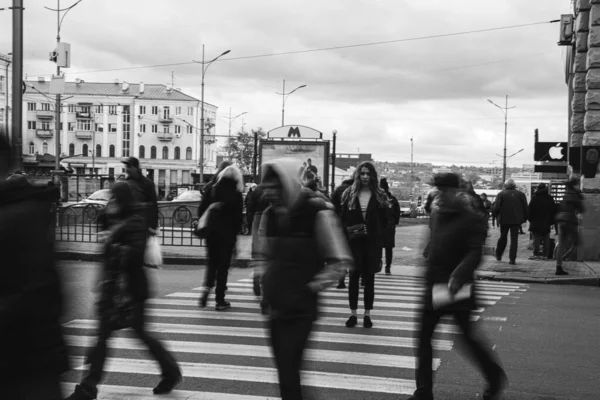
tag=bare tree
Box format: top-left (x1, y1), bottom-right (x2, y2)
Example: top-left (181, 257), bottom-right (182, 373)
top-left (222, 128), bottom-right (266, 174)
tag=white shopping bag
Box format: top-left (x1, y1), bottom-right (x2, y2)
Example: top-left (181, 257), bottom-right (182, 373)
top-left (432, 283), bottom-right (473, 310)
top-left (144, 235), bottom-right (163, 269)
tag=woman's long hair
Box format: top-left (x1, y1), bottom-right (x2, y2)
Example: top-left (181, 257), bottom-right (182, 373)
top-left (342, 161), bottom-right (388, 210)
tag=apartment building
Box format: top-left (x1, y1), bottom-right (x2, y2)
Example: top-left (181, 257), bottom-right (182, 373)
top-left (22, 78), bottom-right (218, 194)
top-left (0, 54), bottom-right (10, 140)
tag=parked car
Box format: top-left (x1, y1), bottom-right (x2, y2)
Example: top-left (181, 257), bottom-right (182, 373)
top-left (172, 190), bottom-right (202, 202)
top-left (80, 189), bottom-right (111, 205)
top-left (398, 200), bottom-right (413, 217)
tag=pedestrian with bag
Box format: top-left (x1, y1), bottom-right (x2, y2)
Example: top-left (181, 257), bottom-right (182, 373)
top-left (493, 179), bottom-right (528, 265)
top-left (340, 161), bottom-right (390, 328)
top-left (555, 178), bottom-right (585, 275)
top-left (527, 183), bottom-right (557, 260)
top-left (254, 158), bottom-right (352, 400)
top-left (407, 173), bottom-right (507, 400)
top-left (67, 182), bottom-right (181, 400)
top-left (380, 177), bottom-right (400, 275)
top-left (196, 164), bottom-right (244, 310)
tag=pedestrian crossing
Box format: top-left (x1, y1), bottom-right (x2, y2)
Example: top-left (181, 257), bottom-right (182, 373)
top-left (61, 273), bottom-right (529, 399)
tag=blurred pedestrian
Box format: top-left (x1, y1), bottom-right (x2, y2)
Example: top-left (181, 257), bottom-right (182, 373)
top-left (490, 199), bottom-right (497, 228)
top-left (527, 183), bottom-right (557, 260)
top-left (245, 184), bottom-right (257, 234)
top-left (197, 165), bottom-right (244, 310)
top-left (340, 161), bottom-right (390, 328)
top-left (493, 179), bottom-right (528, 265)
top-left (1, 176), bottom-right (69, 400)
top-left (407, 173), bottom-right (507, 400)
top-left (480, 192), bottom-right (492, 222)
top-left (380, 178), bottom-right (401, 275)
top-left (248, 183), bottom-right (271, 309)
top-left (332, 177), bottom-right (355, 289)
top-left (555, 178), bottom-right (585, 275)
top-left (305, 178), bottom-right (332, 204)
top-left (67, 182), bottom-right (181, 400)
top-left (254, 159), bottom-right (352, 400)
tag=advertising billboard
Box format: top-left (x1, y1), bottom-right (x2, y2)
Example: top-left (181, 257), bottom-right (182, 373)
top-left (259, 139), bottom-right (330, 190)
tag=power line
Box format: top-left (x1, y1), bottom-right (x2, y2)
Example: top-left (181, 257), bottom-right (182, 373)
top-left (48, 20), bottom-right (559, 76)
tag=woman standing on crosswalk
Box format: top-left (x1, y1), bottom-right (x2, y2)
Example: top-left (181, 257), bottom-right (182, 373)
top-left (340, 161), bottom-right (390, 329)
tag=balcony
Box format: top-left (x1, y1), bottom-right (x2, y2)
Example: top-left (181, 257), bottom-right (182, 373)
top-left (76, 111), bottom-right (93, 119)
top-left (36, 110), bottom-right (54, 119)
top-left (158, 115), bottom-right (173, 123)
top-left (76, 130), bottom-right (93, 139)
top-left (158, 132), bottom-right (173, 141)
top-left (36, 129), bottom-right (54, 138)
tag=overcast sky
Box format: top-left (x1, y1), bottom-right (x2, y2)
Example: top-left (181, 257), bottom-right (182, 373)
top-left (0, 0), bottom-right (573, 167)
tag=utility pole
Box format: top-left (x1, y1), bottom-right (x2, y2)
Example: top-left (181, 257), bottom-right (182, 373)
top-left (331, 130), bottom-right (337, 193)
top-left (54, 1), bottom-right (62, 174)
top-left (10, 0), bottom-right (24, 172)
top-left (410, 136), bottom-right (413, 198)
top-left (487, 95), bottom-right (514, 185)
top-left (281, 79), bottom-right (285, 126)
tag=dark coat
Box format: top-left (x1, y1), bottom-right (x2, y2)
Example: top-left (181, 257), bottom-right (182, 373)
top-left (211, 176), bottom-right (244, 240)
top-left (331, 179), bottom-right (353, 216)
top-left (340, 190), bottom-right (388, 274)
top-left (555, 188), bottom-right (585, 225)
top-left (383, 192), bottom-right (400, 248)
top-left (493, 187), bottom-right (528, 226)
top-left (528, 188), bottom-right (557, 234)
top-left (126, 173), bottom-right (159, 230)
top-left (0, 179), bottom-right (69, 380)
top-left (425, 190), bottom-right (487, 287)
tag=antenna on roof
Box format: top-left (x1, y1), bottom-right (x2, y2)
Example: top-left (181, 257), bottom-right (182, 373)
top-left (171, 71), bottom-right (175, 89)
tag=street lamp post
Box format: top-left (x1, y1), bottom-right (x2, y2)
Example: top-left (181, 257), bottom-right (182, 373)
top-left (224, 108), bottom-right (247, 159)
top-left (487, 95), bottom-right (515, 184)
top-left (331, 129), bottom-right (337, 193)
top-left (193, 46), bottom-right (230, 185)
top-left (276, 79), bottom-right (306, 126)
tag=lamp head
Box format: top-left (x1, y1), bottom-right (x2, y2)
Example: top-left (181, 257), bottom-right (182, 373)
top-left (221, 50), bottom-right (231, 56)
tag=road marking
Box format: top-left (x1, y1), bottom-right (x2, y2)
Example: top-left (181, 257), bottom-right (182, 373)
top-left (69, 356), bottom-right (417, 395)
top-left (65, 335), bottom-right (442, 370)
top-left (482, 316), bottom-right (507, 322)
top-left (64, 319), bottom-right (454, 351)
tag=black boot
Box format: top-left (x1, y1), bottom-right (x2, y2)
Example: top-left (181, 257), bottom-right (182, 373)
top-left (556, 266), bottom-right (569, 275)
top-left (153, 371), bottom-right (182, 395)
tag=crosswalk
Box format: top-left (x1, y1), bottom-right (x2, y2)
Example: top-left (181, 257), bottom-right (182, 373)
top-left (61, 273), bottom-right (528, 399)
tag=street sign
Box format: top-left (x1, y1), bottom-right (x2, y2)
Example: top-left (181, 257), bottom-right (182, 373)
top-left (267, 125), bottom-right (323, 139)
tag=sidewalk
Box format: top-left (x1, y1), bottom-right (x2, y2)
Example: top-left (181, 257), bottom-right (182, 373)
top-left (54, 222), bottom-right (600, 286)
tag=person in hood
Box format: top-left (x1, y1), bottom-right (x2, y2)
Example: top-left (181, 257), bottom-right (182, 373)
top-left (340, 161), bottom-right (390, 329)
top-left (197, 164), bottom-right (244, 310)
top-left (380, 178), bottom-right (401, 274)
top-left (554, 178), bottom-right (585, 275)
top-left (527, 183), bottom-right (557, 260)
top-left (493, 179), bottom-right (528, 265)
top-left (331, 177), bottom-right (354, 289)
top-left (253, 158), bottom-right (353, 400)
top-left (408, 173), bottom-right (507, 400)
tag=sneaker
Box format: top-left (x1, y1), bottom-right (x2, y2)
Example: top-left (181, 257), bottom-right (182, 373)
top-left (483, 369), bottom-right (508, 400)
top-left (198, 288), bottom-right (209, 308)
top-left (65, 385), bottom-right (97, 400)
top-left (528, 255), bottom-right (540, 260)
top-left (215, 300), bottom-right (231, 311)
top-left (495, 255), bottom-right (501, 261)
top-left (555, 268), bottom-right (569, 276)
top-left (153, 372), bottom-right (182, 395)
top-left (345, 315), bottom-right (357, 328)
top-left (363, 315), bottom-right (373, 328)
top-left (509, 260), bottom-right (516, 265)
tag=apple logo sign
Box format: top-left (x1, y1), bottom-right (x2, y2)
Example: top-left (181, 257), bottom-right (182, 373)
top-left (549, 143), bottom-right (565, 160)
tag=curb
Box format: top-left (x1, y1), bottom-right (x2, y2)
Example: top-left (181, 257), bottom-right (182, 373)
top-left (476, 274), bottom-right (600, 287)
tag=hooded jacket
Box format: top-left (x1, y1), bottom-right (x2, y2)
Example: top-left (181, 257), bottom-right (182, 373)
top-left (254, 159), bottom-right (353, 320)
top-left (528, 186), bottom-right (557, 234)
top-left (555, 186), bottom-right (585, 224)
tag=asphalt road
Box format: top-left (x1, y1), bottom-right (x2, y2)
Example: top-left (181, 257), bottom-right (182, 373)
top-left (56, 261), bottom-right (600, 400)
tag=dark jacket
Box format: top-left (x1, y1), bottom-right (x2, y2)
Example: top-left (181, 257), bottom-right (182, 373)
top-left (528, 188), bottom-right (557, 234)
top-left (555, 187), bottom-right (585, 224)
top-left (211, 176), bottom-right (244, 239)
top-left (331, 179), bottom-right (353, 216)
top-left (425, 189), bottom-right (487, 287)
top-left (0, 179), bottom-right (69, 380)
top-left (126, 173), bottom-right (159, 230)
top-left (383, 191), bottom-right (400, 248)
top-left (340, 190), bottom-right (389, 274)
top-left (493, 187), bottom-right (528, 225)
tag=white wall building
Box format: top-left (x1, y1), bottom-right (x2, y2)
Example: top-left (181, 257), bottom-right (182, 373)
top-left (0, 54), bottom-right (11, 141)
top-left (22, 78), bottom-right (218, 194)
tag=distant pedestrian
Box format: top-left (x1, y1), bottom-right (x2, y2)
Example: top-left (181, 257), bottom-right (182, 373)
top-left (197, 164), bottom-right (244, 310)
top-left (490, 199), bottom-right (497, 228)
top-left (407, 172), bottom-right (507, 400)
top-left (341, 161), bottom-right (390, 328)
top-left (527, 183), bottom-right (557, 260)
top-left (305, 178), bottom-right (333, 204)
top-left (380, 178), bottom-right (401, 275)
top-left (554, 178), bottom-right (585, 275)
top-left (480, 193), bottom-right (492, 221)
top-left (332, 177), bottom-right (355, 289)
top-left (254, 159), bottom-right (352, 400)
top-left (493, 179), bottom-right (528, 265)
top-left (245, 184), bottom-right (257, 234)
top-left (122, 156), bottom-right (159, 244)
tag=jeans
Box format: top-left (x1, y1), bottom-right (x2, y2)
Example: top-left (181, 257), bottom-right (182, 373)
top-left (80, 301), bottom-right (180, 396)
top-left (269, 317), bottom-right (313, 400)
top-left (383, 247), bottom-right (393, 268)
top-left (349, 269), bottom-right (374, 310)
top-left (556, 222), bottom-right (578, 267)
top-left (205, 236), bottom-right (236, 302)
top-left (414, 298), bottom-right (503, 398)
top-left (532, 232), bottom-right (550, 257)
top-left (496, 224), bottom-right (520, 261)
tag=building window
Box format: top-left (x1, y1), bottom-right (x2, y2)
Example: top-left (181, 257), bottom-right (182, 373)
top-left (139, 105), bottom-right (146, 115)
top-left (163, 125), bottom-right (170, 134)
top-left (59, 122), bottom-right (63, 131)
top-left (82, 143), bottom-right (88, 155)
top-left (68, 104), bottom-right (76, 113)
top-left (109, 167), bottom-right (115, 176)
top-left (28, 141), bottom-right (35, 154)
top-left (95, 144), bottom-right (101, 157)
top-left (27, 102), bottom-right (36, 111)
top-left (77, 120), bottom-right (91, 131)
top-left (187, 125), bottom-right (193, 134)
top-left (150, 146), bottom-right (157, 159)
top-left (152, 124), bottom-right (158, 133)
top-left (163, 106), bottom-right (170, 119)
top-left (27, 121), bottom-right (36, 130)
top-left (162, 146), bottom-right (169, 159)
top-left (122, 105), bottom-right (131, 157)
top-left (42, 142), bottom-right (48, 154)
top-left (108, 123), bottom-right (117, 133)
top-left (182, 170), bottom-right (190, 184)
top-left (41, 103), bottom-right (51, 111)
top-left (185, 146), bottom-right (192, 160)
top-left (174, 146), bottom-right (180, 160)
top-left (140, 124), bottom-right (146, 133)
top-left (68, 122), bottom-right (75, 131)
top-left (41, 120), bottom-right (50, 130)
top-left (109, 145), bottom-right (115, 157)
top-left (80, 105), bottom-right (91, 114)
top-left (95, 105), bottom-right (103, 114)
top-left (96, 123), bottom-right (103, 132)
top-left (0, 76), bottom-right (3, 93)
top-left (139, 145), bottom-right (145, 159)
top-left (175, 125), bottom-right (181, 134)
top-left (69, 143), bottom-right (75, 156)
top-left (108, 105), bottom-right (118, 115)
top-left (151, 106), bottom-right (158, 115)
top-left (187, 107), bottom-right (193, 116)
top-left (175, 106), bottom-right (182, 115)
top-left (158, 169), bottom-right (166, 188)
